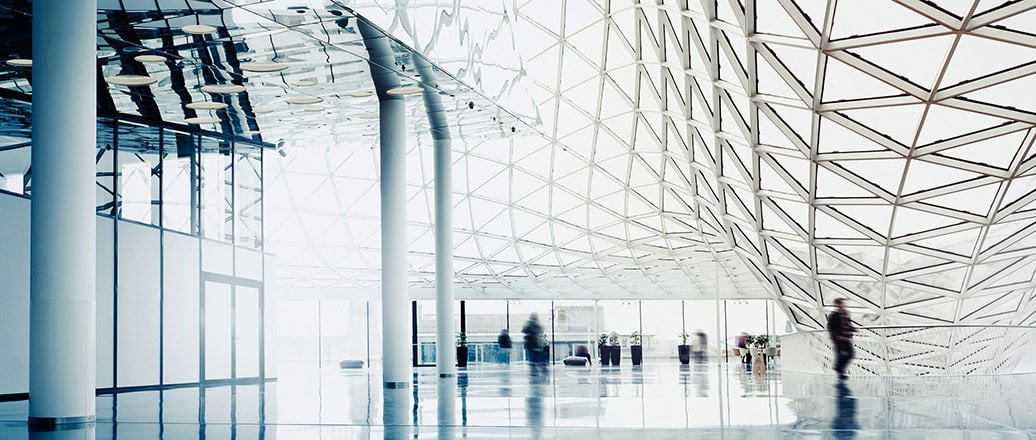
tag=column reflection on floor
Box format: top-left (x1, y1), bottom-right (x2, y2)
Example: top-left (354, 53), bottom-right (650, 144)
top-left (30, 423), bottom-right (94, 440)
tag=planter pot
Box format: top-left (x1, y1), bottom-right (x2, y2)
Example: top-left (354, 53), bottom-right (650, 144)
top-left (457, 346), bottom-right (469, 367)
top-left (678, 345), bottom-right (691, 365)
top-left (631, 345), bottom-right (643, 365)
top-left (599, 344), bottom-right (610, 366)
top-left (609, 345), bottom-right (621, 365)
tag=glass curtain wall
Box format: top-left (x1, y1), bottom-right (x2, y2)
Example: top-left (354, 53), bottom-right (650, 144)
top-left (437, 299), bottom-right (790, 366)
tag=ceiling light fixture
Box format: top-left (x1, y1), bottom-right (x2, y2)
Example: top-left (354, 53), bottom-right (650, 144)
top-left (350, 90), bottom-right (373, 97)
top-left (6, 59), bottom-right (32, 67)
top-left (106, 75), bottom-right (158, 86)
top-left (299, 121), bottom-right (320, 127)
top-left (359, 112), bottom-right (379, 120)
top-left (134, 54), bottom-right (166, 63)
top-left (286, 97), bottom-right (323, 105)
top-left (252, 108), bottom-right (273, 114)
top-left (304, 107), bottom-right (323, 112)
top-left (186, 102), bottom-right (229, 110)
top-left (201, 84), bottom-right (246, 94)
top-left (386, 85), bottom-right (423, 96)
top-left (185, 117), bottom-right (220, 124)
top-left (240, 62), bottom-right (288, 73)
top-left (181, 24), bottom-right (217, 35)
top-left (244, 130), bottom-right (262, 136)
top-left (290, 80), bottom-right (316, 87)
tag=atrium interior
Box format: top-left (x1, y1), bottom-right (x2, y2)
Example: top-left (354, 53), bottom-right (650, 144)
top-left (2, 0), bottom-right (1036, 438)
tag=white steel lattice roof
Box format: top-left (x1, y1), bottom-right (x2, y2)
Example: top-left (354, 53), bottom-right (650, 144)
top-left (268, 0), bottom-right (1036, 326)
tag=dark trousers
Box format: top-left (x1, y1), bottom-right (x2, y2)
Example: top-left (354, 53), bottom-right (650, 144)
top-left (833, 339), bottom-right (854, 375)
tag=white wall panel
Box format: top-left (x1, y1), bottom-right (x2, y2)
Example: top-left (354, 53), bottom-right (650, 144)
top-left (0, 194), bottom-right (30, 394)
top-left (116, 221), bottom-right (161, 387)
top-left (97, 216), bottom-right (115, 390)
top-left (236, 247), bottom-right (262, 281)
top-left (163, 231), bottom-right (200, 385)
top-left (201, 239), bottom-right (233, 276)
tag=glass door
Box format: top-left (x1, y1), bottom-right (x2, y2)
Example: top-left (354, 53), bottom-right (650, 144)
top-left (202, 275), bottom-right (263, 382)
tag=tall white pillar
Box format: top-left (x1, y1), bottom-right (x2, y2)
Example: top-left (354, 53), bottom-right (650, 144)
top-left (358, 19), bottom-right (410, 389)
top-left (29, 0), bottom-right (98, 426)
top-left (414, 56), bottom-right (456, 377)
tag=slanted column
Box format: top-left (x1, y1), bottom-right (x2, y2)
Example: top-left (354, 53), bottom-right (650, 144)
top-left (414, 56), bottom-right (456, 378)
top-left (29, 0), bottom-right (98, 426)
top-left (358, 19), bottom-right (410, 389)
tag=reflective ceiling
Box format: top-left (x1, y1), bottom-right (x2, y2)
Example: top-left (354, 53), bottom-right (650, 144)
top-left (0, 0), bottom-right (533, 146)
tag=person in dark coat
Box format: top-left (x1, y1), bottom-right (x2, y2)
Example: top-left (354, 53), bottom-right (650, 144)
top-left (497, 329), bottom-right (512, 364)
top-left (521, 313), bottom-right (547, 374)
top-left (827, 298), bottom-right (857, 380)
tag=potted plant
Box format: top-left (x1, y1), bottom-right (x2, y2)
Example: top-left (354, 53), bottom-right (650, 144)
top-left (456, 331), bottom-right (468, 368)
top-left (608, 331), bottom-right (621, 365)
top-left (677, 332), bottom-right (691, 365)
top-left (598, 333), bottom-right (610, 366)
top-left (630, 331), bottom-right (643, 365)
top-left (753, 334), bottom-right (771, 348)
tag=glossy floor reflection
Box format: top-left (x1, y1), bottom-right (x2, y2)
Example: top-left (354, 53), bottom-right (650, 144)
top-left (2, 361), bottom-right (1036, 439)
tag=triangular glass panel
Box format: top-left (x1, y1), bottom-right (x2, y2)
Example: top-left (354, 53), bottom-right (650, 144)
top-left (763, 42), bottom-right (820, 92)
top-left (839, 103), bottom-right (925, 148)
top-left (756, 0), bottom-right (812, 37)
top-left (935, 128), bottom-right (1025, 170)
top-left (921, 180), bottom-right (1001, 218)
top-left (851, 34), bottom-right (956, 91)
top-left (916, 104), bottom-right (1012, 147)
top-left (831, 2), bottom-right (936, 41)
top-left (961, 69), bottom-right (1036, 116)
top-left (911, 225), bottom-right (982, 258)
top-left (815, 207), bottom-right (873, 239)
top-left (900, 158), bottom-right (984, 196)
top-left (831, 204), bottom-right (893, 237)
top-left (890, 205), bottom-right (964, 238)
top-left (822, 55), bottom-right (911, 102)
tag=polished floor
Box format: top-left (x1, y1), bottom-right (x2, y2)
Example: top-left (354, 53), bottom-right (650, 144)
top-left (2, 360), bottom-right (1036, 439)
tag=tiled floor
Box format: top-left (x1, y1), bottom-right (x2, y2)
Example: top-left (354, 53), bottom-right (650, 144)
top-left (2, 361), bottom-right (1036, 439)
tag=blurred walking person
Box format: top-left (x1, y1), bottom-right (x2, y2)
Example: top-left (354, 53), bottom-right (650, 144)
top-left (827, 298), bottom-right (857, 380)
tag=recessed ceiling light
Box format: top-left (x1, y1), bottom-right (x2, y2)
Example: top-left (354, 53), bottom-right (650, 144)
top-left (362, 132), bottom-right (378, 136)
top-left (186, 102), bottom-right (229, 110)
top-left (290, 80), bottom-right (317, 87)
top-left (253, 108), bottom-right (273, 114)
top-left (106, 75), bottom-right (158, 86)
top-left (182, 24), bottom-right (217, 35)
top-left (350, 90), bottom-right (373, 97)
top-left (286, 97), bottom-right (323, 105)
top-left (359, 112), bottom-right (379, 119)
top-left (304, 106), bottom-right (323, 112)
top-left (6, 59), bottom-right (31, 67)
top-left (185, 117), bottom-right (220, 124)
top-left (134, 54), bottom-right (166, 63)
top-left (387, 85), bottom-right (423, 96)
top-left (240, 62), bottom-right (288, 73)
top-left (299, 121), bottom-right (320, 127)
top-left (201, 84), bottom-right (246, 94)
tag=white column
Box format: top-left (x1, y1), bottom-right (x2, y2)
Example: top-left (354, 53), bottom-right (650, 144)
top-left (358, 19), bottom-right (410, 389)
top-left (415, 56), bottom-right (456, 377)
top-left (29, 0), bottom-right (98, 426)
